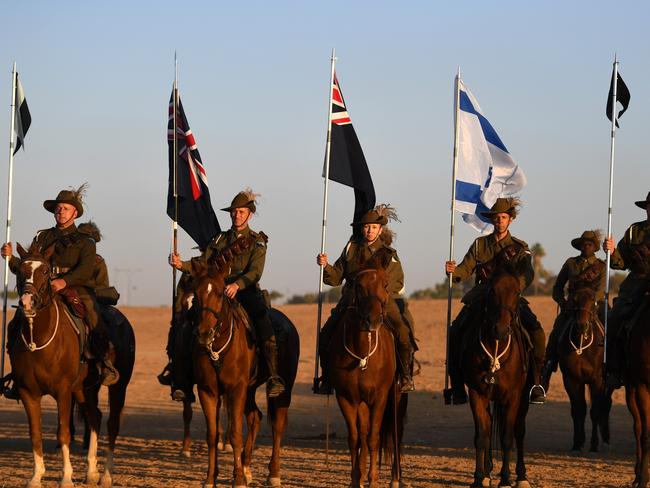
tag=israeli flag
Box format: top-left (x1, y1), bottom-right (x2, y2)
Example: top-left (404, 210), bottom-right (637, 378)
top-left (455, 79), bottom-right (526, 234)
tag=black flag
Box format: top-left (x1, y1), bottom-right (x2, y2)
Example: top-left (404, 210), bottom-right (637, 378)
top-left (13, 73), bottom-right (31, 155)
top-left (167, 88), bottom-right (220, 249)
top-left (606, 65), bottom-right (630, 128)
top-left (326, 72), bottom-right (376, 226)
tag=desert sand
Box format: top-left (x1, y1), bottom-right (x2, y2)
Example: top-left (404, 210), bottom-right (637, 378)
top-left (0, 298), bottom-right (637, 487)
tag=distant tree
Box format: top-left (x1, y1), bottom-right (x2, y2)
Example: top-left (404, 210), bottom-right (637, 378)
top-left (286, 287), bottom-right (342, 305)
top-left (410, 278), bottom-right (466, 300)
top-left (268, 290), bottom-right (283, 304)
top-left (529, 242), bottom-right (551, 296)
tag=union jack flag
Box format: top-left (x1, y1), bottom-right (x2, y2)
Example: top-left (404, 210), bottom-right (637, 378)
top-left (167, 88), bottom-right (220, 248)
top-left (326, 70), bottom-right (375, 227)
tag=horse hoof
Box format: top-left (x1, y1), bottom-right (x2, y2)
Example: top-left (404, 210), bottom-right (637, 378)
top-left (483, 478), bottom-right (491, 488)
top-left (217, 441), bottom-right (224, 450)
top-left (267, 476), bottom-right (281, 487)
top-left (59, 482), bottom-right (74, 488)
top-left (224, 443), bottom-right (233, 453)
top-left (100, 474), bottom-right (113, 488)
top-left (244, 467), bottom-right (253, 484)
top-left (516, 480), bottom-right (532, 488)
top-left (86, 471), bottom-right (100, 485)
top-left (180, 448), bottom-right (191, 458)
top-left (601, 442), bottom-right (611, 454)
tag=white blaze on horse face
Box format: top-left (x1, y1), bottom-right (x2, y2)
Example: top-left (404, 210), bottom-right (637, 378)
top-left (184, 293), bottom-right (195, 310)
top-left (24, 260), bottom-right (43, 285)
top-left (207, 283), bottom-right (213, 295)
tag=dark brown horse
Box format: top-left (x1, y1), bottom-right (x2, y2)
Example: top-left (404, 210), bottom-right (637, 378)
top-left (462, 255), bottom-right (532, 488)
top-left (623, 239), bottom-right (650, 487)
top-left (329, 248), bottom-right (406, 488)
top-left (557, 282), bottom-right (611, 452)
top-left (11, 243), bottom-right (96, 487)
top-left (191, 236), bottom-right (299, 488)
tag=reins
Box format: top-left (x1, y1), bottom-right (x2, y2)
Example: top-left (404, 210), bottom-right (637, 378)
top-left (343, 319), bottom-right (380, 370)
top-left (197, 300), bottom-right (236, 362)
top-left (21, 299), bottom-right (60, 352)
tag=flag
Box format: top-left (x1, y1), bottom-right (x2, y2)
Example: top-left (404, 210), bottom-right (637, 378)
top-left (606, 64), bottom-right (630, 128)
top-left (454, 79), bottom-right (526, 234)
top-left (326, 71), bottom-right (376, 225)
top-left (167, 88), bottom-right (220, 249)
top-left (13, 74), bottom-right (31, 155)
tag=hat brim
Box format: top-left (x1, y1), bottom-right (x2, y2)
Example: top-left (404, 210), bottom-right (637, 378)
top-left (571, 237), bottom-right (600, 252)
top-left (43, 199), bottom-right (83, 217)
top-left (351, 217), bottom-right (388, 226)
top-left (479, 210), bottom-right (514, 218)
top-left (635, 201), bottom-right (649, 209)
top-left (220, 203), bottom-right (256, 213)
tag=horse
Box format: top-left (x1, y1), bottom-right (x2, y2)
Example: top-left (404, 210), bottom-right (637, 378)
top-left (556, 272), bottom-right (611, 452)
top-left (462, 250), bottom-right (532, 488)
top-left (329, 247), bottom-right (407, 488)
top-left (623, 239), bottom-right (650, 487)
top-left (191, 236), bottom-right (299, 488)
top-left (10, 242), bottom-right (134, 488)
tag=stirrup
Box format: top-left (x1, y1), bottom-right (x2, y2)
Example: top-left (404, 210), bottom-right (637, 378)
top-left (529, 384), bottom-right (546, 405)
top-left (171, 389), bottom-right (186, 402)
top-left (266, 376), bottom-right (286, 398)
top-left (400, 376), bottom-right (415, 393)
top-left (157, 365), bottom-right (173, 386)
top-left (101, 362), bottom-right (120, 387)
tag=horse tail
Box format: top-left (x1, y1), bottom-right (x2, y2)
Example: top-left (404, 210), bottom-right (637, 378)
top-left (379, 379), bottom-right (407, 471)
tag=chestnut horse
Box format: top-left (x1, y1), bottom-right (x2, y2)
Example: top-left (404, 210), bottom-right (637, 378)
top-left (462, 253), bottom-right (532, 488)
top-left (329, 248), bottom-right (406, 488)
top-left (191, 236), bottom-right (299, 488)
top-left (557, 277), bottom-right (611, 452)
top-left (10, 243), bottom-right (135, 487)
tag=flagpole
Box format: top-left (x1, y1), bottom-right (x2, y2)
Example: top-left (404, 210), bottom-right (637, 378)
top-left (172, 53), bottom-right (179, 309)
top-left (313, 48), bottom-right (336, 393)
top-left (604, 54), bottom-right (618, 365)
top-left (443, 67), bottom-right (461, 404)
top-left (1, 62), bottom-right (18, 385)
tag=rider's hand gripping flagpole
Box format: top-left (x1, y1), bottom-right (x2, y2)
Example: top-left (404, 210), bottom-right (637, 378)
top-left (443, 67), bottom-right (461, 405)
top-left (1, 62), bottom-right (18, 386)
top-left (603, 55), bottom-right (618, 367)
top-left (314, 48), bottom-right (337, 394)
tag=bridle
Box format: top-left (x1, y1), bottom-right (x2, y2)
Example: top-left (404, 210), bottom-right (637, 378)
top-left (567, 288), bottom-right (599, 355)
top-left (479, 288), bottom-right (518, 375)
top-left (195, 290), bottom-right (235, 362)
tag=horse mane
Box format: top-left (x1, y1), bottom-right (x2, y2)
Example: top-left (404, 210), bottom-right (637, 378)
top-left (363, 247), bottom-right (394, 271)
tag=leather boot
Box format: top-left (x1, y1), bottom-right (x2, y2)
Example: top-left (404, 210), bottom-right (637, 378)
top-left (101, 342), bottom-right (120, 387)
top-left (540, 359), bottom-right (556, 393)
top-left (529, 358), bottom-right (547, 405)
top-left (1, 373), bottom-right (19, 400)
top-left (262, 336), bottom-right (285, 398)
top-left (314, 351), bottom-right (333, 395)
top-left (157, 362), bottom-right (173, 386)
top-left (397, 344), bottom-right (415, 393)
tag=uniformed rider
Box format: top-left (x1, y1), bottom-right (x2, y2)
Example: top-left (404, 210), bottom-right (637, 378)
top-left (444, 197), bottom-right (547, 405)
top-left (169, 189), bottom-right (286, 398)
top-left (540, 230), bottom-right (606, 391)
top-left (603, 191), bottom-right (650, 389)
top-left (1, 187), bottom-right (119, 399)
top-left (315, 204), bottom-right (416, 394)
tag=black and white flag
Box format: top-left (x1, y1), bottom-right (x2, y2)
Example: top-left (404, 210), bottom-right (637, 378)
top-left (13, 74), bottom-right (31, 154)
top-left (606, 65), bottom-right (630, 128)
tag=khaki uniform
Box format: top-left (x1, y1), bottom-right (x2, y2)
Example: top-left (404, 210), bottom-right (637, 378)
top-left (91, 255), bottom-right (110, 289)
top-left (607, 220), bottom-right (650, 368)
top-left (545, 255), bottom-right (606, 366)
top-left (320, 236), bottom-right (415, 363)
top-left (9, 224), bottom-right (101, 330)
top-left (448, 232), bottom-right (545, 380)
top-left (181, 226), bottom-right (274, 340)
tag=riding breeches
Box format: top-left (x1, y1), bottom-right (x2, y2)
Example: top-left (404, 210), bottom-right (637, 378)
top-left (237, 287), bottom-right (274, 342)
top-left (519, 302), bottom-right (545, 365)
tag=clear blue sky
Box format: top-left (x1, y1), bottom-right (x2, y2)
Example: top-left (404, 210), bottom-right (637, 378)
top-left (1, 1), bottom-right (648, 305)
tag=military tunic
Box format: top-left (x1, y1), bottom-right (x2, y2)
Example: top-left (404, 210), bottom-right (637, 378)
top-left (609, 220), bottom-right (650, 301)
top-left (91, 255), bottom-right (110, 289)
top-left (553, 255), bottom-right (606, 305)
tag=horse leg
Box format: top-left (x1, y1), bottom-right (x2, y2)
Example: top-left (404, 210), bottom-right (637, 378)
top-left (514, 396), bottom-right (530, 488)
top-left (628, 386), bottom-right (643, 487)
top-left (242, 389), bottom-right (262, 486)
top-left (56, 390), bottom-right (75, 488)
top-left (357, 403), bottom-right (370, 488)
top-left (337, 396), bottom-right (361, 488)
top-left (469, 392), bottom-right (491, 488)
top-left (267, 403), bottom-right (288, 488)
top-left (228, 386), bottom-right (248, 488)
top-left (367, 399), bottom-right (385, 488)
top-left (599, 389), bottom-right (613, 449)
top-left (563, 376), bottom-right (586, 451)
top-left (637, 385), bottom-right (650, 488)
top-left (99, 384), bottom-right (126, 488)
top-left (77, 385), bottom-right (102, 486)
top-left (498, 402), bottom-right (519, 487)
top-left (588, 383), bottom-right (605, 452)
top-left (198, 387), bottom-right (219, 488)
top-left (22, 392), bottom-right (46, 488)
top-left (181, 397), bottom-right (193, 457)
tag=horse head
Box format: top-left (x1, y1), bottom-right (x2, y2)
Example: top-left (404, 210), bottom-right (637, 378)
top-left (15, 242), bottom-right (55, 317)
top-left (191, 236), bottom-right (255, 349)
top-left (484, 245), bottom-right (526, 341)
top-left (350, 248), bottom-right (392, 332)
top-left (568, 261), bottom-right (604, 334)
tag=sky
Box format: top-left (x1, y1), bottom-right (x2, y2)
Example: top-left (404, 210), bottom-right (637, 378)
top-left (0, 1), bottom-right (648, 306)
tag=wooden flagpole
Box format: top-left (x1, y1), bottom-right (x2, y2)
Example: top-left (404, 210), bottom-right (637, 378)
top-left (313, 48), bottom-right (336, 394)
top-left (1, 62), bottom-right (18, 386)
top-left (172, 53), bottom-right (179, 310)
top-left (443, 67), bottom-right (461, 405)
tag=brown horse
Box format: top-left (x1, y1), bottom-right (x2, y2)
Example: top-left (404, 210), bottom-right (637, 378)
top-left (10, 243), bottom-right (98, 487)
top-left (557, 284), bottom-right (611, 452)
top-left (191, 236), bottom-right (299, 488)
top-left (462, 257), bottom-right (532, 488)
top-left (329, 248), bottom-right (406, 488)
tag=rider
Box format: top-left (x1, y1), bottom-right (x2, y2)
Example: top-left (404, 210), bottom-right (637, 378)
top-left (444, 197), bottom-right (547, 405)
top-left (1, 186), bottom-right (119, 400)
top-left (77, 221), bottom-right (110, 288)
top-left (315, 204), bottom-right (416, 395)
top-left (169, 189), bottom-right (286, 398)
top-left (603, 191), bottom-right (650, 389)
top-left (540, 230), bottom-right (606, 391)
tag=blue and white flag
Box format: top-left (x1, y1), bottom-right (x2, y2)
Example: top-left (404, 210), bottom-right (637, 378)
top-left (454, 79), bottom-right (526, 234)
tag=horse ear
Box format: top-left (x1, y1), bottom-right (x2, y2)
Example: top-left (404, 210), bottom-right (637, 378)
top-left (365, 248), bottom-right (393, 271)
top-left (42, 244), bottom-right (55, 261)
top-left (16, 243), bottom-right (28, 259)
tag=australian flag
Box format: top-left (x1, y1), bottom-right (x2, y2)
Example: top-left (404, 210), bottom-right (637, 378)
top-left (326, 71), bottom-right (376, 227)
top-left (167, 88), bottom-right (220, 249)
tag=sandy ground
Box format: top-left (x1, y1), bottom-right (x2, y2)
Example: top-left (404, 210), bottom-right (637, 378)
top-left (0, 297), bottom-right (638, 487)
